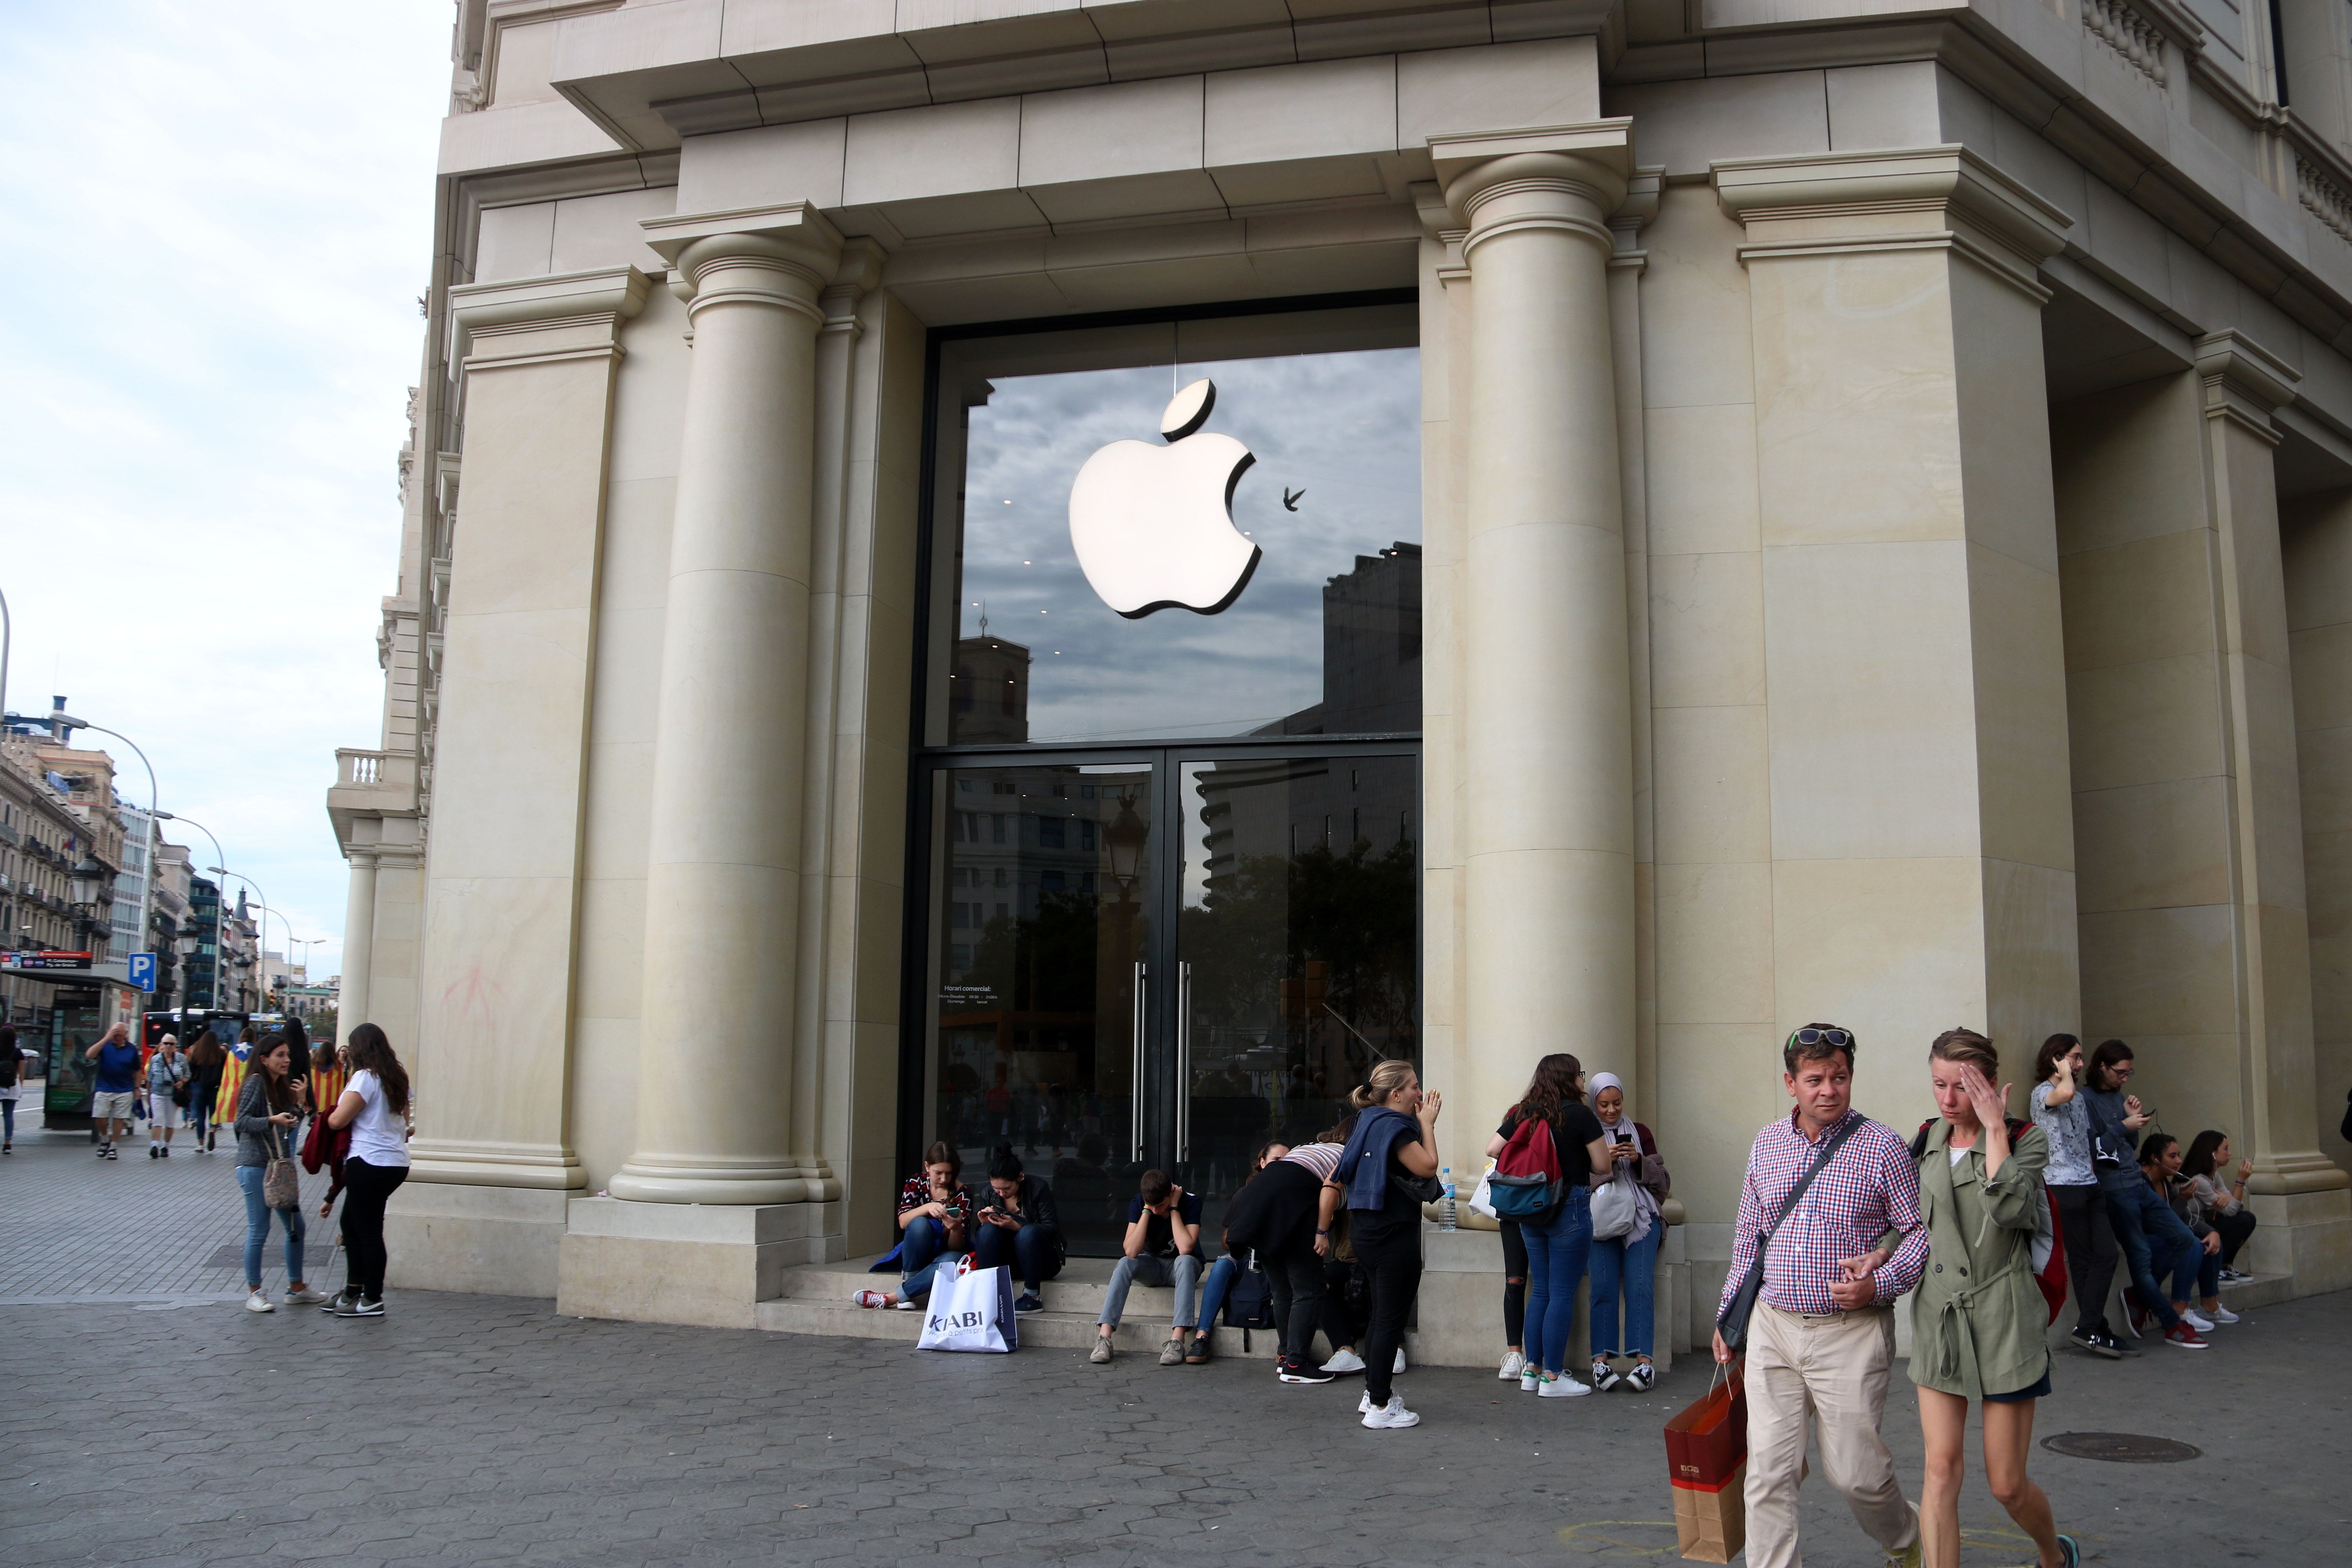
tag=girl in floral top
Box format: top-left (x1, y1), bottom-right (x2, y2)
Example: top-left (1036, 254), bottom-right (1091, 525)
top-left (852, 1142), bottom-right (972, 1310)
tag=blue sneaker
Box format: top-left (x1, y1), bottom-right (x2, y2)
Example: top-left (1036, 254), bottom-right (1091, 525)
top-left (1013, 1292), bottom-right (1044, 1314)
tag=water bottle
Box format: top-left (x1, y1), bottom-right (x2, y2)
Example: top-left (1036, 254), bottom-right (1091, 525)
top-left (1439, 1165), bottom-right (1457, 1231)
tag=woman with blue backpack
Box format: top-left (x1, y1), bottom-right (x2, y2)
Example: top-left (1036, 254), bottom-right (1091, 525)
top-left (1325, 1061), bottom-right (1443, 1429)
top-left (1486, 1053), bottom-right (1614, 1399)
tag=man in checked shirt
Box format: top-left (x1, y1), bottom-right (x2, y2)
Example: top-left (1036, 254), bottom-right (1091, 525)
top-left (1712, 1025), bottom-right (1927, 1568)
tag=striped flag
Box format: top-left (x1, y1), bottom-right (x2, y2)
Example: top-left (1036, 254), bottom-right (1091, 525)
top-left (213, 1038), bottom-right (252, 1127)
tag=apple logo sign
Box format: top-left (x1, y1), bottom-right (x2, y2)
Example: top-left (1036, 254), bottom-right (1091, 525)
top-left (1068, 378), bottom-right (1262, 618)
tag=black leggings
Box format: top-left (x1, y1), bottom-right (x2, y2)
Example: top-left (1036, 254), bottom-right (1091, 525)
top-left (1501, 1218), bottom-right (1527, 1348)
top-left (2210, 1206), bottom-right (2258, 1269)
top-left (1354, 1227), bottom-right (1422, 1407)
top-left (341, 1158), bottom-right (410, 1296)
top-left (1261, 1229), bottom-right (1326, 1363)
top-left (2054, 1181), bottom-right (2120, 1334)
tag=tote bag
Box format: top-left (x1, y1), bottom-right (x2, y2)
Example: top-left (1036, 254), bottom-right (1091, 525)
top-left (916, 1258), bottom-right (1018, 1354)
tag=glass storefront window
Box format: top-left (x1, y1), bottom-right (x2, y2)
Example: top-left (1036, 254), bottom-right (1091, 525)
top-left (926, 305), bottom-right (1421, 748)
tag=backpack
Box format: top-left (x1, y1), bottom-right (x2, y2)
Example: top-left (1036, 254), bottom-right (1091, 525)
top-left (1223, 1259), bottom-right (1276, 1332)
top-left (1487, 1112), bottom-right (1565, 1219)
top-left (1911, 1118), bottom-right (2067, 1326)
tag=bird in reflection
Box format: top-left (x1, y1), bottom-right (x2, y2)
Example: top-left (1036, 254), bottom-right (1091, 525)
top-left (1282, 487), bottom-right (1305, 512)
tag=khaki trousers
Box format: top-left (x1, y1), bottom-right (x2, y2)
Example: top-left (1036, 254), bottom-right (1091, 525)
top-left (1743, 1301), bottom-right (1920, 1568)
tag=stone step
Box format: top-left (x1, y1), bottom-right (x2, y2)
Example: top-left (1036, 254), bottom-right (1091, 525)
top-left (778, 1253), bottom-right (1210, 1321)
top-left (754, 1297), bottom-right (1285, 1359)
top-left (2212, 1272), bottom-right (2296, 1311)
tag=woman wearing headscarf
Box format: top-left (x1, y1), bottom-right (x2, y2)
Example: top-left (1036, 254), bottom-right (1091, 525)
top-left (1585, 1071), bottom-right (1670, 1392)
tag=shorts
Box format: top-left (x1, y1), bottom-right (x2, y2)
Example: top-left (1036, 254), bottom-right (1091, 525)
top-left (92, 1089), bottom-right (139, 1122)
top-left (1984, 1367), bottom-right (2053, 1404)
top-left (148, 1091), bottom-right (184, 1126)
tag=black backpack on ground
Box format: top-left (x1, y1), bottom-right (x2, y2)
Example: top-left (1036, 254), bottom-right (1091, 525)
top-left (1224, 1259), bottom-right (1276, 1331)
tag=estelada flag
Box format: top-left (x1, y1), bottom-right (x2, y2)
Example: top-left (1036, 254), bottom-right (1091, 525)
top-left (213, 1038), bottom-right (253, 1126)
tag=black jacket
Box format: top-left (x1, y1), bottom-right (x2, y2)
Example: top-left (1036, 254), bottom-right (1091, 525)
top-left (984, 1175), bottom-right (1061, 1235)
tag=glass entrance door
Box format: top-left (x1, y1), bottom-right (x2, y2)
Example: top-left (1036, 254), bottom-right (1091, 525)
top-left (1174, 753), bottom-right (1419, 1242)
top-left (915, 747), bottom-right (1417, 1255)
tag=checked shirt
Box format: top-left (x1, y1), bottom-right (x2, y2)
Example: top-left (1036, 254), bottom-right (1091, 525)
top-left (1717, 1108), bottom-right (1928, 1319)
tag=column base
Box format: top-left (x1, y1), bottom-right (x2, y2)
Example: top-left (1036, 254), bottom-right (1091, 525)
top-left (557, 1196), bottom-right (845, 1329)
top-left (2247, 1185), bottom-right (2352, 1296)
top-left (385, 1183), bottom-right (571, 1298)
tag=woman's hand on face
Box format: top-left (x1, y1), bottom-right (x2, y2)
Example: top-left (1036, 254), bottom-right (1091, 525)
top-left (1959, 1065), bottom-right (2010, 1130)
top-left (1417, 1089), bottom-right (1442, 1123)
top-left (2237, 1157), bottom-right (2254, 1183)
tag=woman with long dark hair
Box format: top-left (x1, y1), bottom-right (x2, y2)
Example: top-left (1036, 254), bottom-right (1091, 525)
top-left (2181, 1129), bottom-right (2258, 1284)
top-left (2029, 1034), bottom-right (2123, 1358)
top-left (234, 1035), bottom-right (326, 1314)
top-left (1327, 1060), bottom-right (1443, 1428)
top-left (1485, 1053), bottom-right (1611, 1399)
top-left (184, 1027), bottom-right (227, 1154)
top-left (323, 1024), bottom-right (413, 1318)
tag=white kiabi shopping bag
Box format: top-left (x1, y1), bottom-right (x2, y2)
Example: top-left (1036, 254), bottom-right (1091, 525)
top-left (915, 1258), bottom-right (1018, 1353)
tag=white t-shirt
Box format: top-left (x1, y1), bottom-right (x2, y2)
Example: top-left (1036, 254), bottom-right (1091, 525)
top-left (344, 1068), bottom-right (412, 1167)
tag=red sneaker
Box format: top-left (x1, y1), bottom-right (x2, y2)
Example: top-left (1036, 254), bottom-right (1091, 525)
top-left (2163, 1322), bottom-right (2208, 1349)
top-left (851, 1289), bottom-right (892, 1309)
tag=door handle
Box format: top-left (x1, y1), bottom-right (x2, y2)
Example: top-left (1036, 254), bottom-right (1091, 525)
top-left (1176, 960), bottom-right (1193, 1162)
top-left (1130, 960), bottom-right (1147, 1165)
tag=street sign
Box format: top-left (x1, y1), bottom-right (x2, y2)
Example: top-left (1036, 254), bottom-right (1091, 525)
top-left (0, 951), bottom-right (93, 971)
top-left (127, 953), bottom-right (157, 992)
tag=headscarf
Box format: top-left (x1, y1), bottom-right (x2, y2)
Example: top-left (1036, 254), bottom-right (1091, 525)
top-left (1587, 1072), bottom-right (1657, 1243)
top-left (1589, 1072), bottom-right (1625, 1125)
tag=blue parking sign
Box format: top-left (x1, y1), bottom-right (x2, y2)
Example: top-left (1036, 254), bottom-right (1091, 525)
top-left (128, 952), bottom-right (156, 992)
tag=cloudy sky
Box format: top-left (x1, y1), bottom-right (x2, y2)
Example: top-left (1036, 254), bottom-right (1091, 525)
top-left (0, 3), bottom-right (448, 981)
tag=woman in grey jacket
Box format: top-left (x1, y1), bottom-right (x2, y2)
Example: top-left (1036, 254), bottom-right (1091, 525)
top-left (235, 1036), bottom-right (327, 1314)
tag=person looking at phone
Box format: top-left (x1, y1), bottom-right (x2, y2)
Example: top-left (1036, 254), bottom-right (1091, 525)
top-left (1713, 1024), bottom-right (1926, 1568)
top-left (969, 1145), bottom-right (1064, 1315)
top-left (2139, 1133), bottom-right (2230, 1330)
top-left (1585, 1071), bottom-right (1670, 1393)
top-left (851, 1143), bottom-right (970, 1311)
top-left (2079, 1041), bottom-right (2203, 1348)
top-left (1090, 1169), bottom-right (1203, 1366)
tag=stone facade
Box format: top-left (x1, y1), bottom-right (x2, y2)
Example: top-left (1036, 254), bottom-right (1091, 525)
top-left (330, 0), bottom-right (2352, 1344)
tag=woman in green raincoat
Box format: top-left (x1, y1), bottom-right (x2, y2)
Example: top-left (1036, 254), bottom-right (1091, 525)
top-left (1909, 1029), bottom-right (2078, 1568)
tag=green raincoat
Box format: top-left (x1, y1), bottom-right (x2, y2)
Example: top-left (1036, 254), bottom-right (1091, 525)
top-left (1907, 1117), bottom-right (2052, 1400)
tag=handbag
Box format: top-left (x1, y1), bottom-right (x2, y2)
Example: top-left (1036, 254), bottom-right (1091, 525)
top-left (916, 1257), bottom-right (1018, 1353)
top-left (262, 1123), bottom-right (301, 1211)
top-left (1715, 1117), bottom-right (1863, 1353)
top-left (1664, 1359), bottom-right (1749, 1563)
top-left (1592, 1170), bottom-right (1643, 1240)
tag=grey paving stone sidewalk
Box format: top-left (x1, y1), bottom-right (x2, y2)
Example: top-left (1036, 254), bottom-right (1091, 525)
top-left (4, 1106), bottom-right (2347, 1566)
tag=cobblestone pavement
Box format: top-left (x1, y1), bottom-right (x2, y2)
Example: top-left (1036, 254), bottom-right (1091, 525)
top-left (4, 1106), bottom-right (2347, 1566)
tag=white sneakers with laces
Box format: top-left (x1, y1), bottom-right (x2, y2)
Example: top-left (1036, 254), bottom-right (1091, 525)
top-left (2204, 1303), bottom-right (2241, 1325)
top-left (1537, 1373), bottom-right (1592, 1398)
top-left (1319, 1348), bottom-right (1366, 1374)
top-left (243, 1290), bottom-right (274, 1314)
top-left (1361, 1395), bottom-right (1419, 1429)
top-left (1497, 1349), bottom-right (1526, 1380)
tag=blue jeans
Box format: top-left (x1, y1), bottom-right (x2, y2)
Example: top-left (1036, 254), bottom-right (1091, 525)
top-left (1522, 1186), bottom-right (1593, 1375)
top-left (2105, 1178), bottom-right (2195, 1329)
top-left (1, 1097), bottom-right (14, 1142)
top-left (237, 1164), bottom-right (307, 1291)
top-left (971, 1221), bottom-right (1064, 1294)
top-left (899, 1216), bottom-right (954, 1302)
top-left (1198, 1254), bottom-right (1239, 1328)
top-left (1098, 1252), bottom-right (1201, 1330)
top-left (1588, 1219), bottom-right (1662, 1357)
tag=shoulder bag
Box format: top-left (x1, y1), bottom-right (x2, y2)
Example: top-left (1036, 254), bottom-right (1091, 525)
top-left (1714, 1118), bottom-right (1864, 1353)
top-left (262, 1120), bottom-right (301, 1211)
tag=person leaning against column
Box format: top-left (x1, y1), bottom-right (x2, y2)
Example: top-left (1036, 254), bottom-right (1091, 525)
top-left (2181, 1130), bottom-right (2258, 1283)
top-left (1713, 1024), bottom-right (1927, 1568)
top-left (1878, 1029), bottom-right (2079, 1568)
top-left (2028, 1034), bottom-right (2125, 1359)
top-left (323, 1024), bottom-right (413, 1318)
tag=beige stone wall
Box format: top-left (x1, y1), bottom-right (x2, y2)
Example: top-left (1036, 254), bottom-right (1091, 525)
top-left (2285, 493), bottom-right (2352, 1181)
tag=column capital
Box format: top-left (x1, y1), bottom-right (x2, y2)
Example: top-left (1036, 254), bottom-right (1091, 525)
top-left (1712, 145), bottom-right (2071, 302)
top-left (820, 235), bottom-right (889, 336)
top-left (1432, 120), bottom-right (1633, 258)
top-left (448, 266), bottom-right (651, 368)
top-left (640, 202), bottom-right (844, 323)
top-left (2195, 328), bottom-right (2300, 440)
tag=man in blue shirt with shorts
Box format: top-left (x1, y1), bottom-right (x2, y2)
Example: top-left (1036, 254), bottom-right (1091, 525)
top-left (85, 1023), bottom-right (143, 1160)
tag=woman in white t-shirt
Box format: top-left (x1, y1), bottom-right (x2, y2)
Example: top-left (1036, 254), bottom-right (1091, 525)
top-left (323, 1023), bottom-right (412, 1318)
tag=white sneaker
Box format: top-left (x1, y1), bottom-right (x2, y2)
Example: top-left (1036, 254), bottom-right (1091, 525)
top-left (1357, 1391), bottom-right (1374, 1414)
top-left (2181, 1308), bottom-right (2214, 1333)
top-left (1497, 1350), bottom-right (1526, 1380)
top-left (243, 1290), bottom-right (274, 1314)
top-left (1393, 1348), bottom-right (1407, 1375)
top-left (284, 1287), bottom-right (328, 1306)
top-left (2204, 1303), bottom-right (2240, 1325)
top-left (1320, 1348), bottom-right (1366, 1374)
top-left (1520, 1368), bottom-right (1541, 1392)
top-left (1361, 1396), bottom-right (1419, 1429)
top-left (1538, 1373), bottom-right (1592, 1398)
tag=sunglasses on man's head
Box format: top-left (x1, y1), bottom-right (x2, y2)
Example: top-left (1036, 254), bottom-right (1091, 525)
top-left (1790, 1028), bottom-right (1853, 1048)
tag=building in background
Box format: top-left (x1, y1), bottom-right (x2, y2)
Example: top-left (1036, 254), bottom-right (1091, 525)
top-left (148, 838), bottom-right (192, 1008)
top-left (0, 745), bottom-right (106, 1030)
top-left (338, 0), bottom-right (2352, 1340)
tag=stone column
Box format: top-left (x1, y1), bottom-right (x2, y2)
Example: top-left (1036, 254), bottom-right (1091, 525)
top-left (392, 265), bottom-right (648, 1296)
top-left (608, 206), bottom-right (842, 1208)
top-left (1432, 124), bottom-right (1636, 1120)
top-left (339, 849), bottom-right (377, 1031)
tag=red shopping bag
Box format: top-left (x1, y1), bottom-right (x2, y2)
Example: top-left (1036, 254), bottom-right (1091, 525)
top-left (1664, 1359), bottom-right (1748, 1563)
